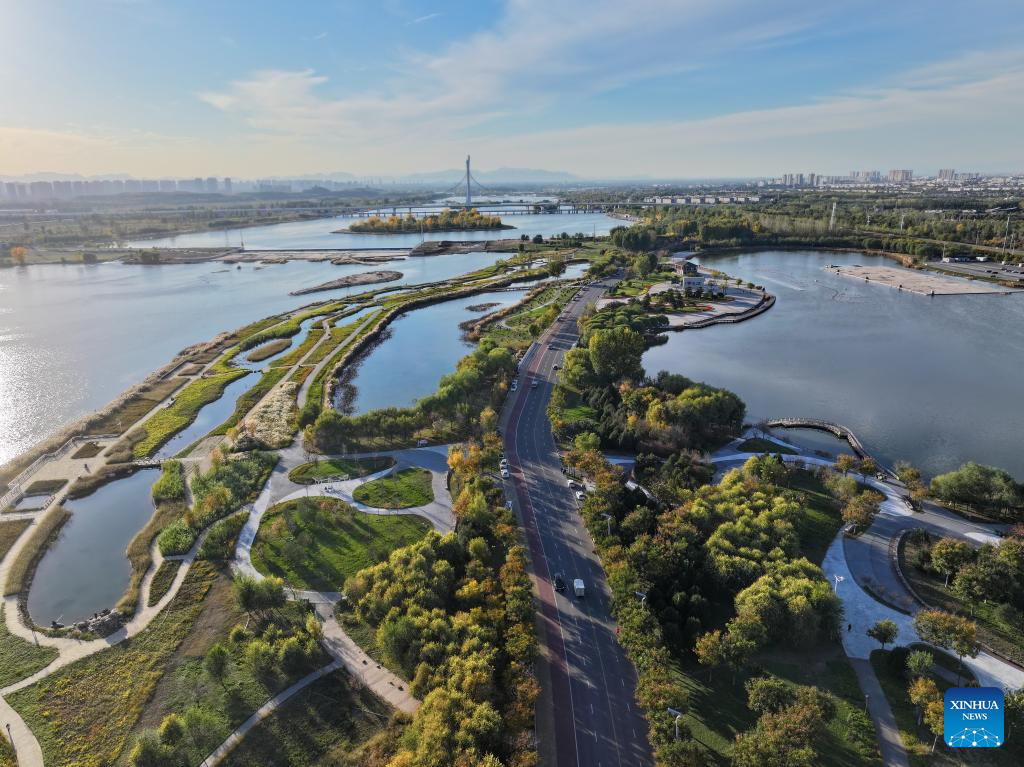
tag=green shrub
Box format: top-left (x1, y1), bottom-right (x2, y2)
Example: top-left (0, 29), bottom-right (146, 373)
top-left (157, 519), bottom-right (196, 556)
top-left (151, 461), bottom-right (186, 504)
top-left (198, 511), bottom-right (249, 561)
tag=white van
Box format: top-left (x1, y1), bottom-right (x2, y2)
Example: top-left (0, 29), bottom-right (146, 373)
top-left (573, 578), bottom-right (585, 598)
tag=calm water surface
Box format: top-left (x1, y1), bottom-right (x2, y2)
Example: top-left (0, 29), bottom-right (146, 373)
top-left (339, 288), bottom-right (528, 415)
top-left (643, 250), bottom-right (1024, 479)
top-left (28, 468), bottom-right (159, 625)
top-left (0, 251), bottom-right (512, 465)
top-left (127, 211), bottom-right (617, 250)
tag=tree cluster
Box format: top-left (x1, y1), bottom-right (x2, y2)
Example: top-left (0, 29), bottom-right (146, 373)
top-left (930, 461), bottom-right (1024, 520)
top-left (349, 209), bottom-right (507, 233)
top-left (561, 451), bottom-right (840, 764)
top-left (340, 441), bottom-right (538, 767)
top-left (309, 339), bottom-right (516, 452)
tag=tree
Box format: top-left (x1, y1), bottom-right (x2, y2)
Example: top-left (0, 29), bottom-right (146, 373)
top-left (587, 326), bottom-right (644, 383)
top-left (1005, 689), bottom-right (1024, 741)
top-left (10, 246), bottom-right (27, 266)
top-left (951, 562), bottom-right (990, 615)
top-left (204, 642), bottom-right (230, 689)
top-left (858, 457), bottom-right (877, 477)
top-left (842, 490), bottom-right (884, 532)
top-left (908, 676), bottom-right (940, 726)
top-left (930, 537), bottom-right (974, 586)
top-left (924, 698), bottom-right (945, 753)
top-left (913, 609), bottom-right (979, 683)
top-left (695, 629), bottom-right (754, 685)
top-left (930, 462), bottom-right (1024, 518)
top-left (835, 454), bottom-right (857, 475)
top-left (574, 432), bottom-right (601, 452)
top-left (866, 619), bottom-right (898, 649)
top-left (905, 649), bottom-right (934, 680)
top-left (745, 676), bottom-right (794, 713)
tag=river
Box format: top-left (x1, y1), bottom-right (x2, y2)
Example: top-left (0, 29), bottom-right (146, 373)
top-left (126, 211), bottom-right (617, 250)
top-left (642, 250), bottom-right (1024, 479)
top-left (0, 212), bottom-right (618, 467)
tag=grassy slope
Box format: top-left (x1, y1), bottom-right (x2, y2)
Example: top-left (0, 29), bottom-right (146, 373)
top-left (870, 649), bottom-right (1020, 767)
top-left (677, 647), bottom-right (879, 767)
top-left (901, 536), bottom-right (1024, 666)
top-left (352, 468), bottom-right (433, 509)
top-left (0, 519), bottom-right (30, 560)
top-left (785, 469), bottom-right (846, 565)
top-left (287, 456), bottom-right (395, 484)
top-left (218, 670), bottom-right (401, 767)
top-left (8, 562), bottom-right (218, 767)
top-left (0, 606), bottom-right (59, 689)
top-left (251, 498), bottom-right (429, 591)
top-left (146, 560), bottom-right (182, 606)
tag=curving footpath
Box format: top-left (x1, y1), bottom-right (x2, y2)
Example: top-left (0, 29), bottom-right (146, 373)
top-left (711, 434), bottom-right (1024, 766)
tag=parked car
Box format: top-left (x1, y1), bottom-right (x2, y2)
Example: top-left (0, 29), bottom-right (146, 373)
top-left (554, 573), bottom-right (566, 592)
top-left (416, 438), bottom-right (429, 447)
top-left (501, 468), bottom-right (510, 479)
top-left (575, 490), bottom-right (586, 501)
top-left (531, 380), bottom-right (539, 389)
top-left (573, 578), bottom-right (586, 598)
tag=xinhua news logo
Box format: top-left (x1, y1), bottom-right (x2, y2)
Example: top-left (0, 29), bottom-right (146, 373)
top-left (944, 687), bottom-right (1004, 748)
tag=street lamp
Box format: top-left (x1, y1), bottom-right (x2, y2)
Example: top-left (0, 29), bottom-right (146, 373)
top-left (667, 707), bottom-right (684, 740)
top-left (601, 513), bottom-right (612, 537)
top-left (634, 591), bottom-right (647, 609)
top-left (833, 574), bottom-right (845, 592)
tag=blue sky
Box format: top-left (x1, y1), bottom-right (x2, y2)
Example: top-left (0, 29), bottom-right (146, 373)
top-left (2, 0), bottom-right (1023, 178)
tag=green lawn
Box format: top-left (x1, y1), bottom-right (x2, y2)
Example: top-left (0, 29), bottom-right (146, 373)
top-left (784, 469), bottom-right (845, 564)
top-left (352, 468), bottom-right (433, 509)
top-left (219, 670), bottom-right (400, 767)
top-left (675, 645), bottom-right (879, 767)
top-left (252, 498), bottom-right (430, 591)
top-left (738, 437), bottom-right (797, 455)
top-left (870, 649), bottom-right (1019, 766)
top-left (0, 606), bottom-right (59, 688)
top-left (288, 456), bottom-right (395, 485)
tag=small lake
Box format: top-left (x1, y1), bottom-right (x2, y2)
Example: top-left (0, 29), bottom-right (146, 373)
top-left (642, 250), bottom-right (1024, 479)
top-left (28, 467), bottom-right (160, 626)
top-left (337, 288), bottom-right (529, 415)
top-left (126, 211), bottom-right (618, 250)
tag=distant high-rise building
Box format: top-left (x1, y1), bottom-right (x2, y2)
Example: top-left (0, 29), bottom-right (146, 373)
top-left (888, 169), bottom-right (913, 183)
top-left (159, 179), bottom-right (177, 192)
top-left (938, 169), bottom-right (956, 180)
top-left (223, 177), bottom-right (232, 194)
top-left (205, 177), bottom-right (218, 193)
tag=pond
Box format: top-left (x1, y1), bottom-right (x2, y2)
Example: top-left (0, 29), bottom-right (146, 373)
top-left (336, 287), bottom-right (529, 415)
top-left (28, 467), bottom-right (160, 626)
top-left (642, 249), bottom-right (1024, 479)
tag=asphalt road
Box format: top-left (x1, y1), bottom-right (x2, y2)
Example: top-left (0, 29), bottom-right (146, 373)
top-left (502, 276), bottom-right (653, 767)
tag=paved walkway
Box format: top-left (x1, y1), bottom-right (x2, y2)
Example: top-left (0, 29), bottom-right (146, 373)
top-left (199, 659), bottom-right (343, 767)
top-left (710, 435), bottom-right (1024, 765)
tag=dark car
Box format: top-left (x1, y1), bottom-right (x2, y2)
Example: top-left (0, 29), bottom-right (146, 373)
top-left (553, 573), bottom-right (566, 592)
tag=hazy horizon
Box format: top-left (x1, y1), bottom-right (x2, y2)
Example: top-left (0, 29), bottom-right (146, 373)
top-left (3, 1), bottom-right (1024, 179)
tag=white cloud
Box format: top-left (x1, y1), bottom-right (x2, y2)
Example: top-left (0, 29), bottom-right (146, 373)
top-left (408, 13), bottom-right (441, 25)
top-left (198, 0), bottom-right (824, 141)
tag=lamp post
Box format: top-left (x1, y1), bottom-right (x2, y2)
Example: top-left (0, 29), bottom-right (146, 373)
top-left (601, 513), bottom-right (612, 537)
top-left (833, 574), bottom-right (845, 593)
top-left (667, 707), bottom-right (684, 740)
top-left (634, 591), bottom-right (647, 609)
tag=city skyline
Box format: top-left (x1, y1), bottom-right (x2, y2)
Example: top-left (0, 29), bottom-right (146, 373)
top-left (2, 1), bottom-right (1024, 178)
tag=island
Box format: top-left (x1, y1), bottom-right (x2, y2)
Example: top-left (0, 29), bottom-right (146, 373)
top-left (337, 208), bottom-right (514, 234)
top-left (288, 269), bottom-right (402, 295)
